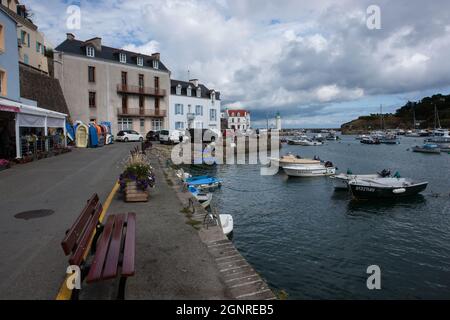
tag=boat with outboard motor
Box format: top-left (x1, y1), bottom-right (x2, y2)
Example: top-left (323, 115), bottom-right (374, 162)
top-left (412, 144), bottom-right (441, 154)
top-left (282, 160), bottom-right (336, 177)
top-left (348, 177), bottom-right (428, 199)
top-left (331, 169), bottom-right (392, 190)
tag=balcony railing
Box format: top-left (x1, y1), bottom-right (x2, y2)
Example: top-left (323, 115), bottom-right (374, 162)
top-left (117, 108), bottom-right (166, 117)
top-left (117, 84), bottom-right (166, 97)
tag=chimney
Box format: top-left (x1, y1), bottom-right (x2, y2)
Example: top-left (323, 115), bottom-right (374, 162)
top-left (66, 33), bottom-right (75, 41)
top-left (189, 79), bottom-right (199, 87)
top-left (151, 52), bottom-right (160, 61)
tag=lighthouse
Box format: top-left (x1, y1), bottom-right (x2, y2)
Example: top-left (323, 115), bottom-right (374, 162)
top-left (275, 112), bottom-right (281, 131)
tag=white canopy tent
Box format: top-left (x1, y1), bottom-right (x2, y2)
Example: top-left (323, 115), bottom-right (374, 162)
top-left (0, 97), bottom-right (67, 158)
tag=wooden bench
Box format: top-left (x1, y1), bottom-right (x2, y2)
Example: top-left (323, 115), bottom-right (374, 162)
top-left (61, 193), bottom-right (136, 299)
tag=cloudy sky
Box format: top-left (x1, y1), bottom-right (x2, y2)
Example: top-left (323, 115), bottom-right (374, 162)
top-left (23, 0), bottom-right (450, 128)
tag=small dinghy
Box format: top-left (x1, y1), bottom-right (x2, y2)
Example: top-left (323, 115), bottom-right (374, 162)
top-left (188, 185), bottom-right (213, 208)
top-left (75, 124), bottom-right (89, 148)
top-left (412, 144), bottom-right (441, 154)
top-left (220, 214), bottom-right (234, 236)
top-left (348, 177), bottom-right (428, 199)
top-left (331, 169), bottom-right (391, 190)
top-left (186, 175), bottom-right (223, 191)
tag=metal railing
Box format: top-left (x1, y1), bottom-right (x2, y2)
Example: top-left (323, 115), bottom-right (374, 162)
top-left (117, 108), bottom-right (166, 117)
top-left (117, 84), bottom-right (166, 96)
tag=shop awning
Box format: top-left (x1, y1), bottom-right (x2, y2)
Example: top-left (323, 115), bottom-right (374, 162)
top-left (0, 104), bottom-right (20, 113)
top-left (47, 116), bottom-right (65, 128)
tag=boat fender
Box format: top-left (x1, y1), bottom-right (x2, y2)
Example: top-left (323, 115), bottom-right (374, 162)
top-left (392, 188), bottom-right (406, 194)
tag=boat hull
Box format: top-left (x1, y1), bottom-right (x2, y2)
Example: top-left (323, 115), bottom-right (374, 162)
top-left (412, 147), bottom-right (441, 154)
top-left (349, 182), bottom-right (428, 199)
top-left (283, 166), bottom-right (336, 177)
top-left (220, 214), bottom-right (234, 236)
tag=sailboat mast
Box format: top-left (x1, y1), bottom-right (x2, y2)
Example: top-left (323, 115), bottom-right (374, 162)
top-left (412, 103), bottom-right (416, 130)
top-left (380, 105), bottom-right (383, 130)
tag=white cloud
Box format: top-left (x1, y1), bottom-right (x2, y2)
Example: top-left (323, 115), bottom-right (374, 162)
top-left (22, 0), bottom-right (450, 127)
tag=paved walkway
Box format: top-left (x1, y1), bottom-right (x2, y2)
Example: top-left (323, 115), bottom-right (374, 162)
top-left (0, 142), bottom-right (135, 299)
top-left (81, 148), bottom-right (230, 299)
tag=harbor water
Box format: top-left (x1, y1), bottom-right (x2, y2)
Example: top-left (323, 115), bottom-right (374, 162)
top-left (201, 135), bottom-right (450, 299)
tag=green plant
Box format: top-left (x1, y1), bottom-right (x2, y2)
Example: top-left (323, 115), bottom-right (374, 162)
top-left (119, 152), bottom-right (155, 191)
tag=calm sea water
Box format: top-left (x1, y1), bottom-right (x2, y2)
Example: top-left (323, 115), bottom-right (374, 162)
top-left (196, 135), bottom-right (450, 299)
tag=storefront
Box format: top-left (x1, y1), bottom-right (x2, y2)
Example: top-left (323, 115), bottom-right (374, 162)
top-left (0, 97), bottom-right (67, 159)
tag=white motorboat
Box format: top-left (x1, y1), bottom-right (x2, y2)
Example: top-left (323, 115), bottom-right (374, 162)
top-left (298, 139), bottom-right (323, 146)
top-left (287, 138), bottom-right (303, 145)
top-left (270, 153), bottom-right (321, 168)
top-left (220, 214), bottom-right (234, 236)
top-left (283, 162), bottom-right (336, 177)
top-left (355, 134), bottom-right (369, 140)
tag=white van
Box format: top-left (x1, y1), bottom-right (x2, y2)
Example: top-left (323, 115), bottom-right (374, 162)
top-left (159, 130), bottom-right (184, 144)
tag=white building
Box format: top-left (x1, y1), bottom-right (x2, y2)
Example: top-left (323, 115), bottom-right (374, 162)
top-left (169, 79), bottom-right (221, 132)
top-left (224, 109), bottom-right (251, 131)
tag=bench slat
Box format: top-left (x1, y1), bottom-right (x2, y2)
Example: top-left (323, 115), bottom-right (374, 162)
top-left (102, 213), bottom-right (126, 280)
top-left (85, 215), bottom-right (115, 283)
top-left (121, 212), bottom-right (136, 277)
top-left (69, 202), bottom-right (103, 266)
top-left (61, 194), bottom-right (99, 255)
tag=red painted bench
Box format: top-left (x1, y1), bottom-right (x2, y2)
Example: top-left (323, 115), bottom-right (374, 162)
top-left (61, 194), bottom-right (136, 299)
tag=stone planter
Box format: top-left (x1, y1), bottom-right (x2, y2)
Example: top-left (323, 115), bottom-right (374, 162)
top-left (124, 181), bottom-right (149, 202)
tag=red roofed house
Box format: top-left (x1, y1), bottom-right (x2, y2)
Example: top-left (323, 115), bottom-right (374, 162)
top-left (224, 109), bottom-right (250, 132)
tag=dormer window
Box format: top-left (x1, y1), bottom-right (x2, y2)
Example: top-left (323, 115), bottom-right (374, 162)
top-left (119, 53), bottom-right (127, 63)
top-left (137, 56), bottom-right (143, 66)
top-left (152, 60), bottom-right (159, 69)
top-left (86, 46), bottom-right (95, 57)
top-left (187, 86), bottom-right (192, 97)
top-left (176, 84), bottom-right (181, 95)
top-left (196, 88), bottom-right (201, 98)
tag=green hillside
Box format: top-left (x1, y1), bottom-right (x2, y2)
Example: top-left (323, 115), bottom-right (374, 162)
top-left (341, 94), bottom-right (450, 134)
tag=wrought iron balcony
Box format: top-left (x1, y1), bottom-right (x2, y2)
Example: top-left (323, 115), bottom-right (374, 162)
top-left (117, 108), bottom-right (166, 117)
top-left (117, 84), bottom-right (166, 97)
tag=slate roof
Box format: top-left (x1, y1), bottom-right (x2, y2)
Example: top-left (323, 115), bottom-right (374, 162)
top-left (19, 64), bottom-right (70, 116)
top-left (170, 79), bottom-right (221, 100)
top-left (55, 38), bottom-right (170, 73)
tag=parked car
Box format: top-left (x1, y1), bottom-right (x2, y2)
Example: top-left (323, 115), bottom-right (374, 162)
top-left (146, 130), bottom-right (160, 141)
top-left (116, 130), bottom-right (144, 142)
top-left (186, 129), bottom-right (220, 144)
top-left (159, 130), bottom-right (184, 144)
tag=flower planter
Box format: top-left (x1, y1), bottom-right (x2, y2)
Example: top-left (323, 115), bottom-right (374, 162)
top-left (124, 181), bottom-right (149, 202)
